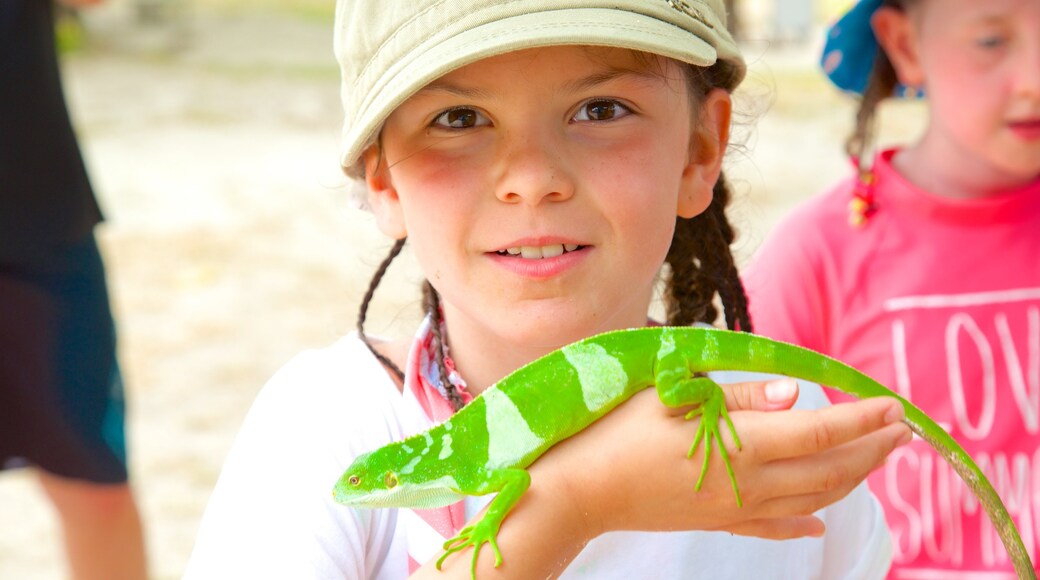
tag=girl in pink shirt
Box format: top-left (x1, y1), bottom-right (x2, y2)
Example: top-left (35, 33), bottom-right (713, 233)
top-left (745, 0), bottom-right (1040, 577)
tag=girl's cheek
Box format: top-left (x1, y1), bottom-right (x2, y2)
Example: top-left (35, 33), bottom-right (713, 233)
top-left (587, 139), bottom-right (683, 190)
top-left (405, 150), bottom-right (488, 193)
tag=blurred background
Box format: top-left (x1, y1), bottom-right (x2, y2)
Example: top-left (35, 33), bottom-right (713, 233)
top-left (0, 0), bottom-right (926, 578)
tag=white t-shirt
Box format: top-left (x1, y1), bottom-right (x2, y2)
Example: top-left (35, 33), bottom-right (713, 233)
top-left (184, 333), bottom-right (892, 579)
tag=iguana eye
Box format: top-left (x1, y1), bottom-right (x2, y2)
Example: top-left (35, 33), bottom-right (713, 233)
top-left (348, 475), bottom-right (360, 486)
top-left (384, 472), bottom-right (399, 489)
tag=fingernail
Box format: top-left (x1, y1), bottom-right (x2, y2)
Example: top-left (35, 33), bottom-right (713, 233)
top-left (884, 401), bottom-right (906, 424)
top-left (765, 379), bottom-right (797, 404)
top-left (895, 428), bottom-right (913, 447)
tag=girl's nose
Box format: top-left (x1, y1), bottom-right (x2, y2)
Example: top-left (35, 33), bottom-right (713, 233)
top-left (1013, 39), bottom-right (1040, 100)
top-left (493, 128), bottom-right (575, 205)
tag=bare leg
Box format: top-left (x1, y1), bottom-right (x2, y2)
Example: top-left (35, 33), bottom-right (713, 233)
top-left (37, 470), bottom-right (148, 580)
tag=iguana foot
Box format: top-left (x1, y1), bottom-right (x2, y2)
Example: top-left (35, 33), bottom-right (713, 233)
top-left (686, 386), bottom-right (744, 506)
top-left (437, 518), bottom-right (504, 580)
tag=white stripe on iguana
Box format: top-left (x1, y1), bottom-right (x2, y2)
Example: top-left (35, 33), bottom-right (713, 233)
top-left (438, 433), bottom-right (453, 460)
top-left (563, 341), bottom-right (628, 412)
top-left (657, 327), bottom-right (676, 360)
top-left (484, 387), bottom-right (543, 469)
top-left (400, 454), bottom-right (422, 475)
top-left (417, 431), bottom-right (434, 457)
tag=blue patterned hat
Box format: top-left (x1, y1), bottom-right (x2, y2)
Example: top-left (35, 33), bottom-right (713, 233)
top-left (820, 0), bottom-right (920, 97)
top-left (820, 0), bottom-right (884, 94)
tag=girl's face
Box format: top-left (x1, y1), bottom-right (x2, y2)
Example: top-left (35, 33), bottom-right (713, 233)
top-left (364, 46), bottom-right (729, 351)
top-left (881, 0), bottom-right (1040, 193)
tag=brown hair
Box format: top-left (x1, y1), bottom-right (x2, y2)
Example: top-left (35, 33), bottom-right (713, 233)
top-left (357, 59), bottom-right (752, 411)
top-left (846, 0), bottom-right (915, 170)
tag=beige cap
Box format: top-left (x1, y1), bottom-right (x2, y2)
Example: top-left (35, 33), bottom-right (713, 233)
top-left (335, 0), bottom-right (745, 177)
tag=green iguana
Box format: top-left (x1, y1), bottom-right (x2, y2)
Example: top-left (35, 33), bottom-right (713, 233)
top-left (333, 327), bottom-right (1036, 579)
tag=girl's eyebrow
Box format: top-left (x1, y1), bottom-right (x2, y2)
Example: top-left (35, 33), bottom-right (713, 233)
top-left (562, 68), bottom-right (664, 94)
top-left (418, 68), bottom-right (662, 100)
top-left (417, 81), bottom-right (493, 99)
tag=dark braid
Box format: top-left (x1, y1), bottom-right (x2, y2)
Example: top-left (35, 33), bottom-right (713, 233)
top-left (355, 240), bottom-right (464, 411)
top-left (710, 175), bottom-right (751, 332)
top-left (664, 171), bottom-right (751, 332)
top-left (421, 281), bottom-right (466, 411)
top-left (662, 59), bottom-right (752, 332)
top-left (357, 237), bottom-right (407, 382)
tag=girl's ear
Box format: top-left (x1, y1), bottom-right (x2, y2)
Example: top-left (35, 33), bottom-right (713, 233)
top-left (872, 6), bottom-right (924, 88)
top-left (363, 145), bottom-right (408, 239)
top-left (678, 88), bottom-right (731, 219)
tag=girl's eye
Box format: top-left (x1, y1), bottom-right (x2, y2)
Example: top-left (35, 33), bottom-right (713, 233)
top-left (432, 107), bottom-right (490, 129)
top-left (977, 37), bottom-right (1005, 49)
top-left (573, 100), bottom-right (631, 122)
top-left (969, 27), bottom-right (1010, 49)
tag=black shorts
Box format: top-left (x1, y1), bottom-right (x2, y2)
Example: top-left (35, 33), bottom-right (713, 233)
top-left (0, 232), bottom-right (128, 484)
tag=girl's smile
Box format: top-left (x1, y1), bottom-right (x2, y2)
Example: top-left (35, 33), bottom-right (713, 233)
top-left (1008, 118), bottom-right (1040, 142)
top-left (488, 237), bottom-right (590, 280)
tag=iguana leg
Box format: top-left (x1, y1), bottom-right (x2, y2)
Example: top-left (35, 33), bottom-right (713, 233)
top-left (655, 367), bottom-right (744, 507)
top-left (436, 468), bottom-right (530, 580)
top-left (683, 379), bottom-right (743, 506)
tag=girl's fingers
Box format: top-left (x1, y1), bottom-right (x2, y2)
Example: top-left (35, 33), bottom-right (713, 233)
top-left (736, 396), bottom-right (906, 462)
top-left (721, 378), bottom-right (800, 412)
top-left (743, 422), bottom-right (911, 508)
top-left (780, 422), bottom-right (911, 493)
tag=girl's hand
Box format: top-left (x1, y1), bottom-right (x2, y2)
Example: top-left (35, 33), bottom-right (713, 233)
top-left (544, 379), bottom-right (911, 541)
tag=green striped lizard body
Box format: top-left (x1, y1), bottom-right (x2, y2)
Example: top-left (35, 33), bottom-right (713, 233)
top-left (333, 327), bottom-right (1036, 579)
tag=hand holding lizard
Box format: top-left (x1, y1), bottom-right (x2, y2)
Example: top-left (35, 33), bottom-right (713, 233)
top-left (420, 379), bottom-right (911, 579)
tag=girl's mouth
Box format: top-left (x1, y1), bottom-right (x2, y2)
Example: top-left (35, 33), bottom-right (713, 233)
top-left (495, 244), bottom-right (584, 259)
top-left (1009, 119), bottom-right (1040, 141)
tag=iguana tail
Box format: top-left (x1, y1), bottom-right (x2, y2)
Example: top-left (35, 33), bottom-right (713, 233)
top-left (676, 327), bottom-right (1036, 579)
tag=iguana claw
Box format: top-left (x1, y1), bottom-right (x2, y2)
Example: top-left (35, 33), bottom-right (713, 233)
top-left (437, 520), bottom-right (504, 580)
top-left (686, 387), bottom-right (743, 506)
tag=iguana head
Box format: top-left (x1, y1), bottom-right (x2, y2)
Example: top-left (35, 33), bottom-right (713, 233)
top-left (333, 446), bottom-right (465, 509)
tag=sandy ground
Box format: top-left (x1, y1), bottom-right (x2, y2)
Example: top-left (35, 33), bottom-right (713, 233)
top-left (0, 5), bottom-right (926, 579)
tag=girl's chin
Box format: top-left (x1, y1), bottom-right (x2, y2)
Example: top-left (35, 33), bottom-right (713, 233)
top-left (481, 314), bottom-right (643, 347)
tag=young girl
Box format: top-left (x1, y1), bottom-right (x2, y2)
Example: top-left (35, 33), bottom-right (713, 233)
top-left (745, 0), bottom-right (1040, 577)
top-left (185, 1), bottom-right (912, 577)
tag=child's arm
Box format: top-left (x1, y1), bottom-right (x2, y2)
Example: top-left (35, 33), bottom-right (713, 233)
top-left (413, 381), bottom-right (908, 578)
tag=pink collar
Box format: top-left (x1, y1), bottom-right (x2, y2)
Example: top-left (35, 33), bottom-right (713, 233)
top-left (404, 315), bottom-right (474, 423)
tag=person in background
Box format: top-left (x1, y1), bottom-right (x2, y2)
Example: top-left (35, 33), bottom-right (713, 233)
top-left (0, 1), bottom-right (148, 578)
top-left (744, 0), bottom-right (1040, 576)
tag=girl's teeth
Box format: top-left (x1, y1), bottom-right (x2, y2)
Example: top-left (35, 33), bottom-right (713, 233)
top-left (502, 244), bottom-right (579, 259)
top-left (541, 245), bottom-right (564, 258)
top-left (520, 246), bottom-right (543, 259)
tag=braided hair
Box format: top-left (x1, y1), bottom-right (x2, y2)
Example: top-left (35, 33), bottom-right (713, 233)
top-left (664, 59), bottom-right (750, 332)
top-left (846, 0), bottom-right (913, 170)
top-left (357, 58), bottom-right (752, 411)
